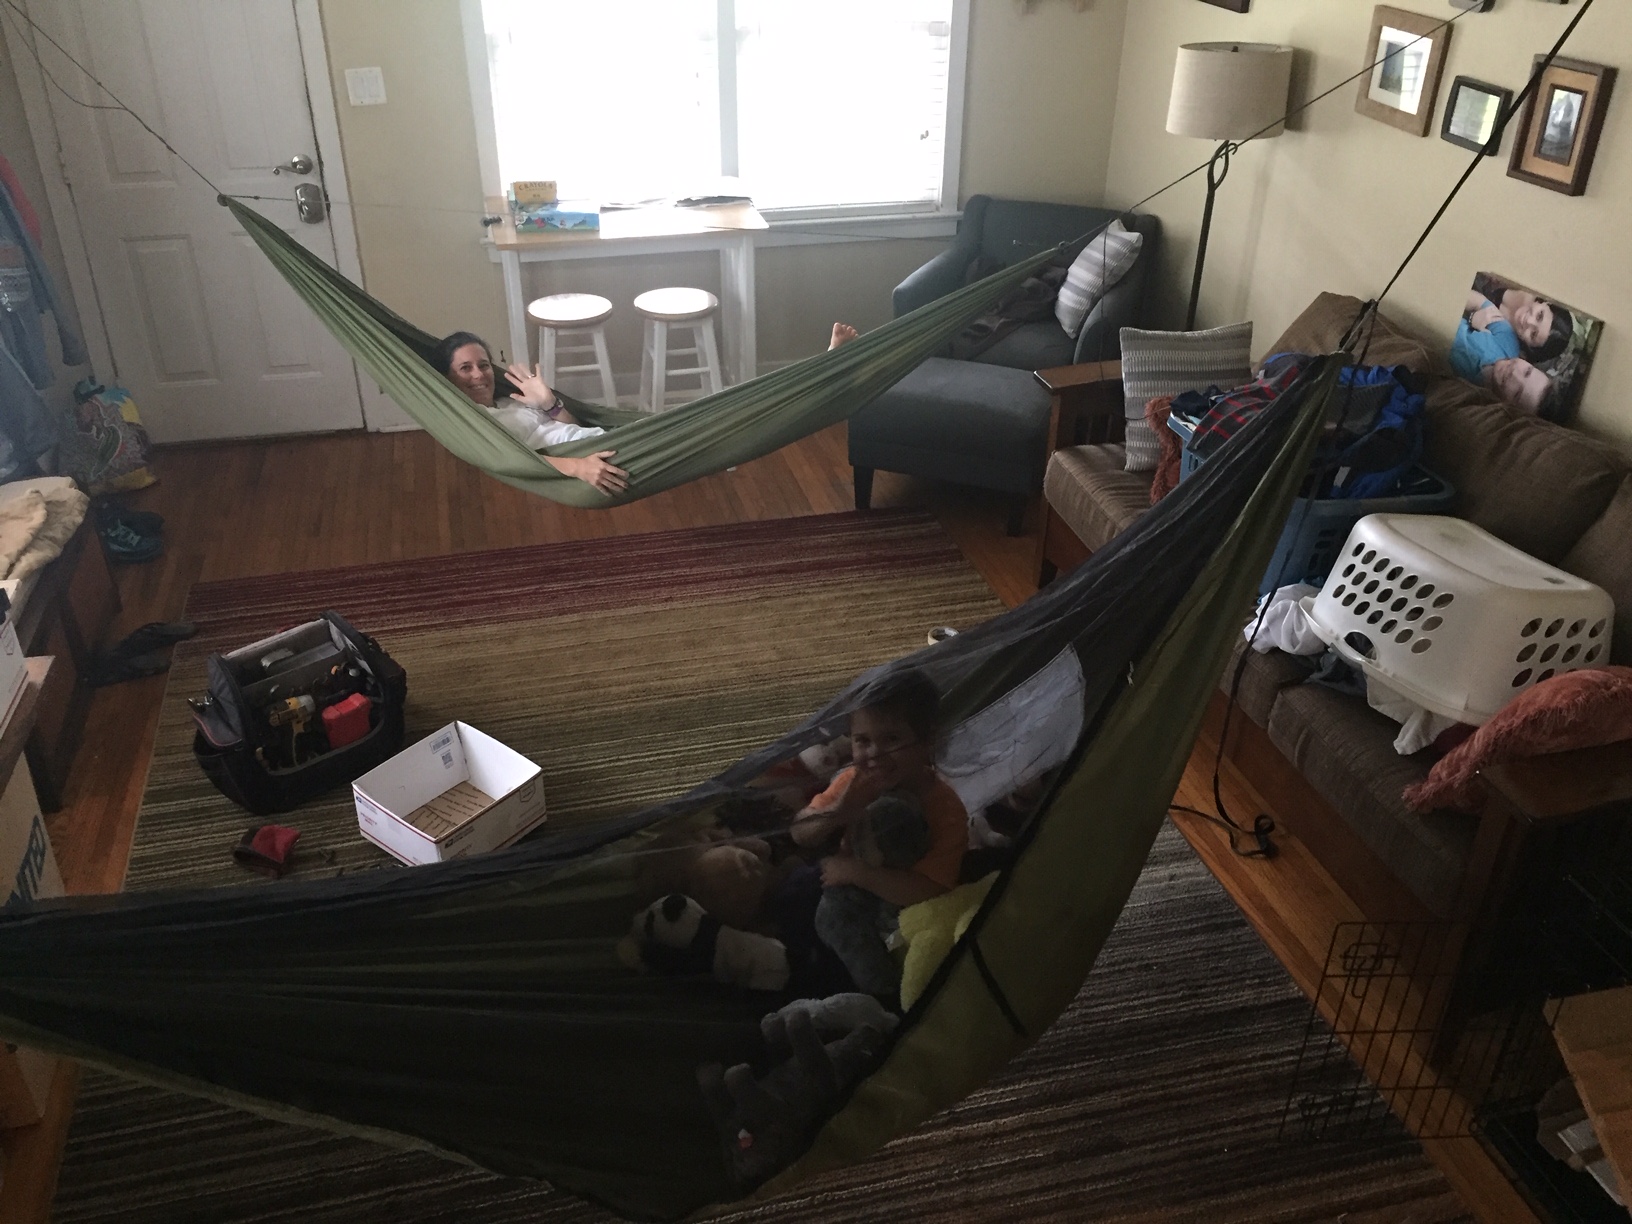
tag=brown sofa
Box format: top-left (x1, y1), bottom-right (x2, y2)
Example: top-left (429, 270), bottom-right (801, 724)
top-left (1035, 294), bottom-right (1632, 938)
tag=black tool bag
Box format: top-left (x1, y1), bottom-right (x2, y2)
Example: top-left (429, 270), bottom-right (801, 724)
top-left (190, 611), bottom-right (407, 816)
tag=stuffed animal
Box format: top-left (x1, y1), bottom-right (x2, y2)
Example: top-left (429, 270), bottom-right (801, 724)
top-left (686, 841), bottom-right (779, 931)
top-left (744, 736), bottom-right (853, 812)
top-left (896, 872), bottom-right (998, 1009)
top-left (797, 735), bottom-right (850, 781)
top-left (627, 893), bottom-right (790, 992)
top-left (697, 1001), bottom-right (890, 1187)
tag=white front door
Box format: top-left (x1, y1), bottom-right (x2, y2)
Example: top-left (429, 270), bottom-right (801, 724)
top-left (19, 0), bottom-right (364, 442)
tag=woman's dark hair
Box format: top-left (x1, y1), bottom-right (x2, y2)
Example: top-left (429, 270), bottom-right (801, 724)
top-left (1525, 303), bottom-right (1573, 365)
top-left (430, 331), bottom-right (492, 377)
top-left (858, 668), bottom-right (941, 741)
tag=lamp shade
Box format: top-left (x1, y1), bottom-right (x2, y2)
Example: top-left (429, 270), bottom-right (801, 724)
top-left (1166, 42), bottom-right (1294, 141)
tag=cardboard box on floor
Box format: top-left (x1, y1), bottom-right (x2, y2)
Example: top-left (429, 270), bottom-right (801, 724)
top-left (353, 722), bottom-right (547, 866)
top-left (0, 616), bottom-right (29, 729)
top-left (0, 764), bottom-right (63, 1126)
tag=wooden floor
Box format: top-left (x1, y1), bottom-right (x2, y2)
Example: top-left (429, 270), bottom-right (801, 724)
top-left (5, 422), bottom-right (1523, 1221)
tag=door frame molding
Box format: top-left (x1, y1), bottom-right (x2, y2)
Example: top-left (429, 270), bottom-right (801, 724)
top-left (6, 0), bottom-right (372, 424)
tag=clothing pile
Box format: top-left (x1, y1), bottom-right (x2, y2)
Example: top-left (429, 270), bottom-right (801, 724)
top-left (0, 152), bottom-right (85, 479)
top-left (1179, 353), bottom-right (1429, 500)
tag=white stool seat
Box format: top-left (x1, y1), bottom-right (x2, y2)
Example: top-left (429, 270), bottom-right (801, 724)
top-left (635, 287), bottom-right (723, 412)
top-left (527, 293), bottom-right (613, 327)
top-left (527, 293), bottom-right (617, 406)
top-left (633, 287), bottom-right (719, 323)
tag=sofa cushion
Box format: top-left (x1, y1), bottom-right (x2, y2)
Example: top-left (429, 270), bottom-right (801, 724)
top-left (1267, 683), bottom-right (1477, 916)
top-left (1055, 219), bottom-right (1143, 338)
top-left (1043, 444), bottom-right (1148, 552)
top-left (1222, 637), bottom-right (1316, 729)
top-left (1564, 475), bottom-right (1632, 666)
top-left (1119, 322), bottom-right (1254, 472)
top-left (1267, 292), bottom-right (1437, 374)
top-left (849, 358), bottom-right (1054, 497)
top-left (978, 320), bottom-right (1079, 373)
top-left (1423, 380), bottom-right (1629, 565)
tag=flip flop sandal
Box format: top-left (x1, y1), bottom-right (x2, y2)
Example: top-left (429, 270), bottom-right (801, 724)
top-left (106, 621), bottom-right (197, 659)
top-left (98, 521), bottom-right (163, 564)
top-left (97, 507), bottom-right (165, 537)
top-left (89, 649), bottom-right (171, 686)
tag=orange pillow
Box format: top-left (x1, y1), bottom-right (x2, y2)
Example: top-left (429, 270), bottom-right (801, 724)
top-left (1404, 666), bottom-right (1632, 812)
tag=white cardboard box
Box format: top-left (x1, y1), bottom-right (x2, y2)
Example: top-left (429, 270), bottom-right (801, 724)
top-left (0, 618), bottom-right (28, 728)
top-left (353, 721), bottom-right (547, 866)
top-left (0, 765), bottom-right (62, 1126)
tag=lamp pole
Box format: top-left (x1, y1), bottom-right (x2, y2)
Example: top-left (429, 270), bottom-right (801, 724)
top-left (1185, 140), bottom-right (1234, 332)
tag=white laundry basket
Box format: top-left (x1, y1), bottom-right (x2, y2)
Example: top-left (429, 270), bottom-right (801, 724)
top-left (1302, 514), bottom-right (1614, 725)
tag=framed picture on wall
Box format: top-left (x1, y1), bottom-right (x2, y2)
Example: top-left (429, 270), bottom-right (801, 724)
top-left (1195, 0), bottom-right (1251, 10)
top-left (1441, 77), bottom-right (1513, 154)
top-left (1507, 56), bottom-right (1617, 195)
top-left (1355, 6), bottom-right (1453, 136)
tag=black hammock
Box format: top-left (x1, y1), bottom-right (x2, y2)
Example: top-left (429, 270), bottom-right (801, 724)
top-left (0, 353), bottom-right (1339, 1220)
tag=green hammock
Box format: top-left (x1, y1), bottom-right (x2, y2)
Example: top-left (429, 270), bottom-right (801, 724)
top-left (224, 198), bottom-right (1061, 508)
top-left (0, 346), bottom-right (1340, 1219)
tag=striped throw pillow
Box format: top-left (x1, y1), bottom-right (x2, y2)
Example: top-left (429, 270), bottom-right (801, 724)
top-left (1119, 323), bottom-right (1254, 473)
top-left (1054, 220), bottom-right (1144, 339)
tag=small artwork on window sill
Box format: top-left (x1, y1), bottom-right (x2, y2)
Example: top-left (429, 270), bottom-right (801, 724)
top-left (1450, 271), bottom-right (1602, 421)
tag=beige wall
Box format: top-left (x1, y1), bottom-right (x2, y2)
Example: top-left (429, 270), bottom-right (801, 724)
top-left (316, 0), bottom-right (1130, 381)
top-left (0, 29), bottom-right (87, 401)
top-left (1104, 0), bottom-right (1631, 446)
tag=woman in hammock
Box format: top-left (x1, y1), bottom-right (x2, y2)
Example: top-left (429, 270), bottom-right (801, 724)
top-left (432, 331), bottom-right (629, 493)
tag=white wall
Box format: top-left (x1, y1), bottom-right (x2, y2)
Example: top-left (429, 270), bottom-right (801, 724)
top-left (1103, 0), bottom-right (1631, 447)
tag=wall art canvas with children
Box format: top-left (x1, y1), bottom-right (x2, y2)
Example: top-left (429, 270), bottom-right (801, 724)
top-left (1450, 271), bottom-right (1602, 422)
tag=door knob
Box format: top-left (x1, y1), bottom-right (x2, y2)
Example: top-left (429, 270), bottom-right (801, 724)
top-left (294, 183), bottom-right (327, 224)
top-left (273, 153), bottom-right (314, 176)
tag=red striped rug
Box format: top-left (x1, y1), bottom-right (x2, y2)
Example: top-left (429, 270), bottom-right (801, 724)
top-left (52, 510), bottom-right (1463, 1223)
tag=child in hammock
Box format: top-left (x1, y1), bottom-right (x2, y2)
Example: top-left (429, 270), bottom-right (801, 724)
top-left (789, 669), bottom-right (966, 998)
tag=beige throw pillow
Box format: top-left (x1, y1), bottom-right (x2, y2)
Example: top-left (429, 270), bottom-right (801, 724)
top-left (1118, 323), bottom-right (1254, 473)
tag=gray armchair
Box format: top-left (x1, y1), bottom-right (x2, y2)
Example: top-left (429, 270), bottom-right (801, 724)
top-left (851, 196), bottom-right (1159, 529)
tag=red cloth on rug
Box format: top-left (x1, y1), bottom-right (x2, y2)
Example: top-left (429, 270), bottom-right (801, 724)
top-left (1146, 395), bottom-right (1181, 504)
top-left (1403, 666), bottom-right (1632, 812)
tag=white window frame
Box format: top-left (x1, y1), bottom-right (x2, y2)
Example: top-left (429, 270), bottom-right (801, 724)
top-left (459, 0), bottom-right (968, 240)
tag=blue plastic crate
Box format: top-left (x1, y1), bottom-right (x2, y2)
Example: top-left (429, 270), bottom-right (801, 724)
top-left (1167, 414), bottom-right (1455, 595)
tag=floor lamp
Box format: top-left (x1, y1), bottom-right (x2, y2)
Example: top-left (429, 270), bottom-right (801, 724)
top-left (1166, 42), bottom-right (1294, 331)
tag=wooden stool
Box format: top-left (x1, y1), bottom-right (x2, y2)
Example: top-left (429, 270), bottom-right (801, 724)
top-left (526, 293), bottom-right (617, 406)
top-left (634, 287), bottom-right (723, 412)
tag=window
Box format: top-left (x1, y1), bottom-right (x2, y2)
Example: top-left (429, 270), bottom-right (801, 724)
top-left (474, 0), bottom-right (966, 216)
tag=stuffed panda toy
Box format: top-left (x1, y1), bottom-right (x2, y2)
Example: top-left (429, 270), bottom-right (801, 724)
top-left (629, 893), bottom-right (790, 992)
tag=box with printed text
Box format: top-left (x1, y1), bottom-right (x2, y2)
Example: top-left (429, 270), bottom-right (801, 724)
top-left (352, 721), bottom-right (546, 866)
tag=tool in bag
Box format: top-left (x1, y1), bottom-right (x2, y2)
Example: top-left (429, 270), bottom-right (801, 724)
top-left (190, 612), bottom-right (407, 816)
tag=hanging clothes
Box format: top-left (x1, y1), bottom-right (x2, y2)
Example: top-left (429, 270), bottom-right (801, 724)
top-left (0, 166), bottom-right (85, 389)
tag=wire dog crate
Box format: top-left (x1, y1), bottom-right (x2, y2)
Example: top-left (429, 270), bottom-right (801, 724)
top-left (1281, 817), bottom-right (1632, 1222)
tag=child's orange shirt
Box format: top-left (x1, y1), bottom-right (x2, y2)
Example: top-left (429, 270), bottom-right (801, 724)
top-left (806, 766), bottom-right (967, 891)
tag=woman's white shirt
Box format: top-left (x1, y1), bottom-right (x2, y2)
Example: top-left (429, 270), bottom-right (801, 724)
top-left (485, 397), bottom-right (605, 450)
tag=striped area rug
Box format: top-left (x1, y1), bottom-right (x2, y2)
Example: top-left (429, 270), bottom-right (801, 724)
top-left (53, 511), bottom-right (1465, 1223)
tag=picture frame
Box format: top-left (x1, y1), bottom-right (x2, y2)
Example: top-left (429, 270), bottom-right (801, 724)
top-left (1440, 76), bottom-right (1513, 154)
top-left (1507, 55), bottom-right (1617, 196)
top-left (1195, 0), bottom-right (1251, 10)
top-left (1355, 6), bottom-right (1453, 137)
